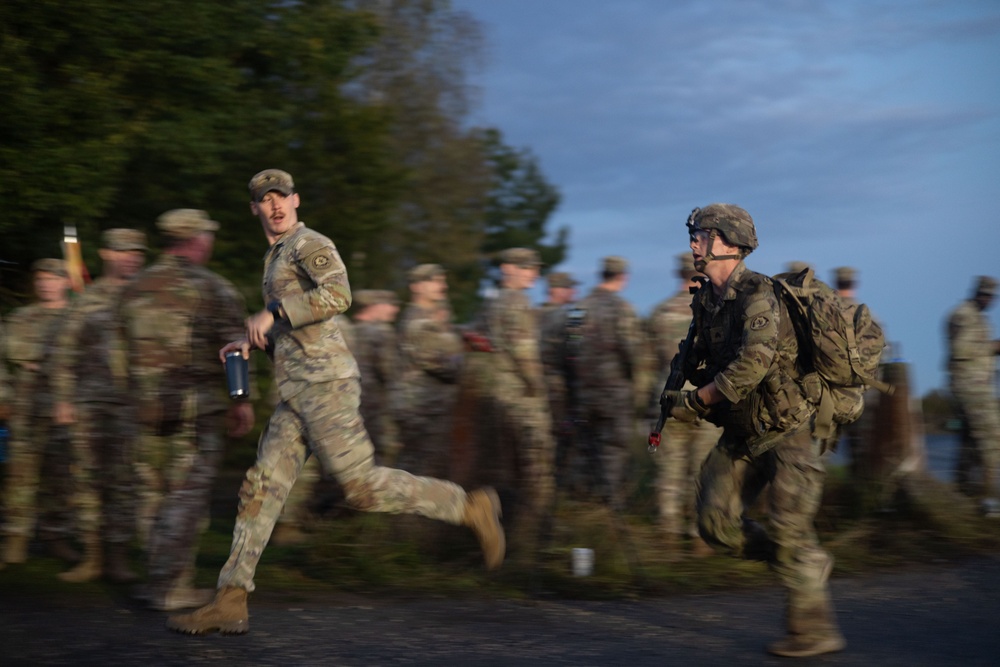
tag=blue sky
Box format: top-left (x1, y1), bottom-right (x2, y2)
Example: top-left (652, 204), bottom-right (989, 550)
top-left (453, 0), bottom-right (1000, 396)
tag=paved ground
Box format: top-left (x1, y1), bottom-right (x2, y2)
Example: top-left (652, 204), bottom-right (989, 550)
top-left (3, 557), bottom-right (998, 666)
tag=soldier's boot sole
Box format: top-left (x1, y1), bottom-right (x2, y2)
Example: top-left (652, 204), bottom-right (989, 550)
top-left (767, 633), bottom-right (846, 658)
top-left (463, 487), bottom-right (505, 570)
top-left (166, 587), bottom-right (249, 636)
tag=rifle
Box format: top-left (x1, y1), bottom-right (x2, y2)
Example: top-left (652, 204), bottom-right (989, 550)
top-left (648, 317), bottom-right (697, 453)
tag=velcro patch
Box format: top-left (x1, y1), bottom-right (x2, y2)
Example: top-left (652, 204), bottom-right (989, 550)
top-left (749, 315), bottom-right (770, 330)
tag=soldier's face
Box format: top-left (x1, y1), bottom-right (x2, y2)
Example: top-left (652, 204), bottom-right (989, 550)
top-left (252, 191), bottom-right (300, 239)
top-left (33, 271), bottom-right (70, 303)
top-left (101, 248), bottom-right (146, 279)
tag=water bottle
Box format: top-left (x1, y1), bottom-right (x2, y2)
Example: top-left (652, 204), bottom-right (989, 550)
top-left (224, 352), bottom-right (251, 400)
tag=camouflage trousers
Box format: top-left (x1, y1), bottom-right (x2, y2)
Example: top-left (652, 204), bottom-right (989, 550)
top-left (574, 393), bottom-right (635, 504)
top-left (696, 424), bottom-right (841, 638)
top-left (951, 384), bottom-right (1000, 498)
top-left (2, 413), bottom-right (75, 541)
top-left (69, 402), bottom-right (136, 546)
top-left (396, 387), bottom-right (456, 479)
top-left (463, 355), bottom-right (555, 535)
top-left (656, 419), bottom-right (719, 537)
top-left (136, 396), bottom-right (224, 592)
top-left (217, 378), bottom-right (468, 592)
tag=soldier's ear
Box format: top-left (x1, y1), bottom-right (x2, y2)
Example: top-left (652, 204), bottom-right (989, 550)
top-left (250, 201), bottom-right (260, 216)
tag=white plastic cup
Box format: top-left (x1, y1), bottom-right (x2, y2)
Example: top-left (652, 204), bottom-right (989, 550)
top-left (571, 547), bottom-right (594, 577)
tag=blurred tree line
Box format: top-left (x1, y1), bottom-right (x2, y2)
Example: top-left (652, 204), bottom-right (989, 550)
top-left (0, 0), bottom-right (565, 319)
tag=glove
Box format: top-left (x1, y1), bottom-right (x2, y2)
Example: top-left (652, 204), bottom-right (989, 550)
top-left (663, 389), bottom-right (709, 423)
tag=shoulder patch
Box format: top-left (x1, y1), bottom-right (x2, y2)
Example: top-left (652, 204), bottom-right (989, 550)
top-left (749, 315), bottom-right (770, 330)
top-left (311, 252), bottom-right (331, 270)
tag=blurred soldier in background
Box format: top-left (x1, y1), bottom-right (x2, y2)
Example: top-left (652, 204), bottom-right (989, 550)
top-left (395, 264), bottom-right (463, 478)
top-left (121, 210), bottom-right (254, 610)
top-left (349, 289), bottom-right (402, 465)
top-left (51, 229), bottom-right (148, 583)
top-left (168, 169), bottom-right (503, 636)
top-left (573, 256), bottom-right (641, 504)
top-left (1, 259), bottom-right (77, 569)
top-left (676, 204), bottom-right (845, 657)
top-left (536, 271), bottom-right (579, 491)
top-left (784, 261), bottom-right (811, 274)
top-left (832, 266), bottom-right (870, 479)
top-left (946, 275), bottom-right (1000, 512)
top-left (647, 253), bottom-right (718, 556)
top-left (462, 247), bottom-right (554, 564)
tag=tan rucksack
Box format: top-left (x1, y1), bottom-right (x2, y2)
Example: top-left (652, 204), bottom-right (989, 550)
top-left (772, 267), bottom-right (893, 442)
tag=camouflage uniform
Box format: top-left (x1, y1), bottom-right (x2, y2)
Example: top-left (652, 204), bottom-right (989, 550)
top-left (216, 220), bottom-right (472, 593)
top-left (0, 316), bottom-right (11, 415)
top-left (946, 276), bottom-right (1000, 499)
top-left (647, 271), bottom-right (720, 541)
top-left (573, 259), bottom-right (641, 500)
top-left (536, 272), bottom-right (579, 491)
top-left (684, 204), bottom-right (842, 655)
top-left (120, 211), bottom-right (247, 597)
top-left (463, 253), bottom-right (555, 560)
top-left (2, 299), bottom-right (75, 549)
top-left (395, 301), bottom-right (462, 478)
top-left (51, 275), bottom-right (138, 562)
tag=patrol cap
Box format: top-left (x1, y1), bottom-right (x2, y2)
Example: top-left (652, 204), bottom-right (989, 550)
top-left (676, 253), bottom-right (697, 277)
top-left (156, 209), bottom-right (219, 240)
top-left (785, 261), bottom-right (811, 274)
top-left (353, 289), bottom-right (399, 309)
top-left (601, 256), bottom-right (628, 275)
top-left (248, 169), bottom-right (295, 202)
top-left (31, 258), bottom-right (67, 276)
top-left (408, 263), bottom-right (446, 284)
top-left (974, 275), bottom-right (998, 297)
top-left (500, 247), bottom-right (541, 268)
top-left (547, 271), bottom-right (578, 289)
top-left (102, 228), bottom-right (148, 252)
top-left (833, 266), bottom-right (856, 284)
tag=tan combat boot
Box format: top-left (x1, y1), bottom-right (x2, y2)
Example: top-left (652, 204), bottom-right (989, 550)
top-left (58, 538), bottom-right (102, 583)
top-left (768, 551), bottom-right (845, 658)
top-left (166, 586), bottom-right (249, 635)
top-left (463, 487), bottom-right (505, 570)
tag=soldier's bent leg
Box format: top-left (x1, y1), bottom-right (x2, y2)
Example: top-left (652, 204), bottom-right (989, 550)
top-left (299, 380), bottom-right (467, 526)
top-left (695, 441), bottom-right (771, 560)
top-left (765, 429), bottom-right (844, 657)
top-left (216, 403), bottom-right (308, 593)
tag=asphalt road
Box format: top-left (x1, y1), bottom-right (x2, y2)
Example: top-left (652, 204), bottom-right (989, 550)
top-left (3, 557), bottom-right (998, 666)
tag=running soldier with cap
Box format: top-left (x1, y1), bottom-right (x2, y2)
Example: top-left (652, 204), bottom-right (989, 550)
top-left (121, 210), bottom-right (254, 611)
top-left (167, 169), bottom-right (504, 635)
top-left (665, 204), bottom-right (845, 657)
top-left (646, 253), bottom-right (719, 557)
top-left (1, 259), bottom-right (78, 570)
top-left (51, 229), bottom-right (148, 583)
top-left (395, 264), bottom-right (463, 478)
top-left (946, 275), bottom-right (1000, 511)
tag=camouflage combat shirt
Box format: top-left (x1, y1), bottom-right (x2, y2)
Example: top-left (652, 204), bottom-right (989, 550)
top-left (264, 221), bottom-right (359, 400)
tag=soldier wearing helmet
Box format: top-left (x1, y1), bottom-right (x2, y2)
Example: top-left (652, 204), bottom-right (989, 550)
top-left (665, 203), bottom-right (845, 657)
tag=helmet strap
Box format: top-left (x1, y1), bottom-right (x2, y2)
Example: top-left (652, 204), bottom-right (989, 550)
top-left (703, 229), bottom-right (742, 264)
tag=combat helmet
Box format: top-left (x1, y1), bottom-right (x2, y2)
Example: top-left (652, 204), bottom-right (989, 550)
top-left (686, 204), bottom-right (758, 269)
